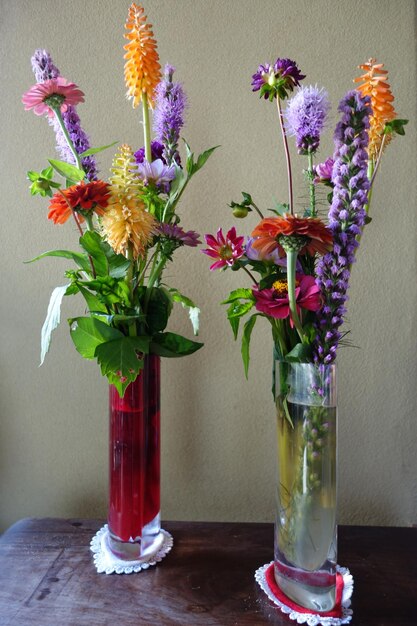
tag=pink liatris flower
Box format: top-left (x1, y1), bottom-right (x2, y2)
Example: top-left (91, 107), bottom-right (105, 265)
top-left (252, 274), bottom-right (321, 323)
top-left (22, 77), bottom-right (85, 117)
top-left (202, 227), bottom-right (245, 270)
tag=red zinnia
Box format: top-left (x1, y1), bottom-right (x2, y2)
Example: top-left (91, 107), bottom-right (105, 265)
top-left (48, 181), bottom-right (111, 224)
top-left (251, 214), bottom-right (333, 257)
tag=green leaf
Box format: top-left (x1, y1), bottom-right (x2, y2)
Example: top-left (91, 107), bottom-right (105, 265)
top-left (221, 288), bottom-right (253, 304)
top-left (150, 332), bottom-right (203, 358)
top-left (195, 145), bottom-right (220, 171)
top-left (227, 308), bottom-right (240, 340)
top-left (79, 141), bottom-right (119, 157)
top-left (40, 284), bottom-right (69, 365)
top-left (146, 287), bottom-right (173, 333)
top-left (83, 276), bottom-right (131, 306)
top-left (241, 314), bottom-right (258, 379)
top-left (25, 249), bottom-right (91, 273)
top-left (384, 119), bottom-right (408, 136)
top-left (95, 335), bottom-right (150, 397)
top-left (68, 316), bottom-right (123, 359)
top-left (285, 342), bottom-right (313, 363)
top-left (169, 289), bottom-right (200, 335)
top-left (79, 231), bottom-right (108, 276)
top-left (241, 192), bottom-right (253, 206)
top-left (77, 284), bottom-right (108, 313)
top-left (227, 300), bottom-right (254, 319)
top-left (48, 159), bottom-right (85, 183)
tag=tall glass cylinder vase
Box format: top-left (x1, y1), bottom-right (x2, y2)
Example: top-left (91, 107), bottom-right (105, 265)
top-left (274, 362), bottom-right (337, 611)
top-left (107, 354), bottom-right (162, 560)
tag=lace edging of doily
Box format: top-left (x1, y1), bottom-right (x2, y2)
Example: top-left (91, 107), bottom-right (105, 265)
top-left (90, 524), bottom-right (173, 575)
top-left (255, 562), bottom-right (354, 626)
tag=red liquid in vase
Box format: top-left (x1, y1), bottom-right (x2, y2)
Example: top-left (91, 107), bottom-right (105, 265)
top-left (108, 355), bottom-right (160, 554)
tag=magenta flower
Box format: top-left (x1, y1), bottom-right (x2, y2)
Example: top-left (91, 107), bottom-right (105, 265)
top-left (158, 223), bottom-right (201, 247)
top-left (22, 77), bottom-right (85, 117)
top-left (314, 157), bottom-right (334, 184)
top-left (252, 58), bottom-right (305, 100)
top-left (253, 274), bottom-right (321, 322)
top-left (202, 228), bottom-right (245, 270)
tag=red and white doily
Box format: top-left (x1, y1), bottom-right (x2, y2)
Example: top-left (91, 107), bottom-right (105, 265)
top-left (255, 562), bottom-right (353, 625)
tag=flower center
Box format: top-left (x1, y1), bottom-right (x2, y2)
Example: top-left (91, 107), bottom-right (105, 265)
top-left (219, 244), bottom-right (233, 260)
top-left (272, 278), bottom-right (299, 297)
top-left (43, 93), bottom-right (66, 109)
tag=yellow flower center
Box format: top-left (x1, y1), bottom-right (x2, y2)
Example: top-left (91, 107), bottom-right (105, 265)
top-left (272, 279), bottom-right (299, 297)
top-left (220, 245), bottom-right (233, 260)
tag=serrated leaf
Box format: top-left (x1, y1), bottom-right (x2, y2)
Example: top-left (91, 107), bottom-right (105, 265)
top-left (48, 159), bottom-right (85, 182)
top-left (40, 285), bottom-right (69, 365)
top-left (221, 288), bottom-right (253, 304)
top-left (79, 231), bottom-right (108, 276)
top-left (227, 300), bottom-right (254, 319)
top-left (79, 141), bottom-right (119, 157)
top-left (241, 314), bottom-right (258, 379)
top-left (150, 332), bottom-right (203, 358)
top-left (68, 316), bottom-right (123, 359)
top-left (77, 285), bottom-right (108, 313)
top-left (25, 249), bottom-right (91, 273)
top-left (228, 314), bottom-right (240, 340)
top-left (96, 335), bottom-right (150, 397)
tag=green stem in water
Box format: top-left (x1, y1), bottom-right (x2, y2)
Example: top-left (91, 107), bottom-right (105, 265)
top-left (286, 249), bottom-right (304, 342)
top-left (142, 93), bottom-right (152, 163)
top-left (52, 107), bottom-right (83, 172)
top-left (307, 150), bottom-right (316, 217)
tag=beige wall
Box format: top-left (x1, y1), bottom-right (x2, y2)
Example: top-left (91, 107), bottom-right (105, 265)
top-left (1, 0), bottom-right (416, 532)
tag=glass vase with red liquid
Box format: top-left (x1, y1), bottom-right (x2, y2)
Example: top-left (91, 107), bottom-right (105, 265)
top-left (108, 354), bottom-right (162, 560)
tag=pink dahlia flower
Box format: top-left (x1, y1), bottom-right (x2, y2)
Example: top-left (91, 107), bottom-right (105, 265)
top-left (22, 77), bottom-right (85, 117)
top-left (253, 274), bottom-right (321, 323)
top-left (202, 227), bottom-right (245, 270)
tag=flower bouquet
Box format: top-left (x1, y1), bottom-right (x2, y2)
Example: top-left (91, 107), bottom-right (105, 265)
top-left (22, 3), bottom-right (217, 567)
top-left (203, 58), bottom-right (406, 611)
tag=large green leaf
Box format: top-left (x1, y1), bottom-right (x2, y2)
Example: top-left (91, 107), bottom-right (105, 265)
top-left (241, 314), bottom-right (259, 379)
top-left (77, 284), bottom-right (108, 313)
top-left (68, 316), bottom-right (123, 359)
top-left (48, 159), bottom-right (85, 183)
top-left (146, 287), bottom-right (173, 333)
top-left (95, 335), bottom-right (151, 396)
top-left (227, 300), bottom-right (254, 319)
top-left (79, 231), bottom-right (109, 277)
top-left (82, 276), bottom-right (131, 307)
top-left (25, 249), bottom-right (91, 274)
top-left (150, 332), bottom-right (203, 358)
top-left (221, 288), bottom-right (253, 305)
top-left (40, 284), bottom-right (69, 365)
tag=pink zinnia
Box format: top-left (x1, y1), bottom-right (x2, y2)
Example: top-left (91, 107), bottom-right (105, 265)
top-left (202, 227), bottom-right (245, 270)
top-left (252, 274), bottom-right (321, 323)
top-left (22, 77), bottom-right (85, 117)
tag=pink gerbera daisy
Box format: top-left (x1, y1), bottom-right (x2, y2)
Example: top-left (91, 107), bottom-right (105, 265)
top-left (22, 77), bottom-right (85, 117)
top-left (252, 274), bottom-right (321, 323)
top-left (202, 227), bottom-right (245, 270)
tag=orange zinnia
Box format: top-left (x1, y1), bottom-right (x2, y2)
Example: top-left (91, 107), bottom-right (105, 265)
top-left (48, 181), bottom-right (111, 224)
top-left (354, 59), bottom-right (396, 160)
top-left (251, 214), bottom-right (332, 257)
top-left (124, 3), bottom-right (161, 108)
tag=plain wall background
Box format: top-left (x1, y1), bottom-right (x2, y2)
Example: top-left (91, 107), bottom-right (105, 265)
top-left (0, 0), bottom-right (416, 532)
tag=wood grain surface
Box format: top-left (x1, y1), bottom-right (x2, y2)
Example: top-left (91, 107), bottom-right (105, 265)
top-left (0, 519), bottom-right (416, 625)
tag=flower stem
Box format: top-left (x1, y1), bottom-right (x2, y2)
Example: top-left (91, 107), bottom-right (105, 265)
top-left (277, 98), bottom-right (294, 215)
top-left (286, 249), bottom-right (304, 342)
top-left (142, 93), bottom-right (152, 163)
top-left (250, 201), bottom-right (264, 219)
top-left (369, 133), bottom-right (387, 190)
top-left (307, 150), bottom-right (316, 217)
top-left (53, 107), bottom-right (83, 172)
top-left (241, 265), bottom-right (259, 286)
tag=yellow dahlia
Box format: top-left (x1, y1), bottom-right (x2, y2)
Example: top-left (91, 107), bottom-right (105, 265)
top-left (102, 144), bottom-right (156, 258)
top-left (124, 3), bottom-right (161, 108)
top-left (354, 58), bottom-right (396, 160)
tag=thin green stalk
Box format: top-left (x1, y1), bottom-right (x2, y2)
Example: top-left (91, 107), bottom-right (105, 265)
top-left (277, 98), bottom-right (294, 215)
top-left (52, 107), bottom-right (83, 171)
top-left (307, 151), bottom-right (316, 217)
top-left (126, 244), bottom-right (137, 337)
top-left (142, 93), bottom-right (152, 162)
top-left (250, 201), bottom-right (264, 219)
top-left (286, 249), bottom-right (304, 342)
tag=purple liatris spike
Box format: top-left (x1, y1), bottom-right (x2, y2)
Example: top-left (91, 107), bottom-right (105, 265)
top-left (30, 49), bottom-right (97, 181)
top-left (286, 85), bottom-right (330, 154)
top-left (153, 64), bottom-right (186, 166)
top-left (313, 91), bottom-right (372, 365)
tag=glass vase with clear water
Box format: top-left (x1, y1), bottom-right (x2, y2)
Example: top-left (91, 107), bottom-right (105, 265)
top-left (274, 361), bottom-right (337, 611)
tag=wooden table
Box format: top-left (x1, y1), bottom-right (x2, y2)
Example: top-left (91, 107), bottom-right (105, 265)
top-left (0, 519), bottom-right (415, 625)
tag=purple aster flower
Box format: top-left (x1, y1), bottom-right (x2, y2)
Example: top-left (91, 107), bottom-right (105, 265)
top-left (313, 91), bottom-right (371, 365)
top-left (286, 85), bottom-right (330, 154)
top-left (158, 223), bottom-right (201, 247)
top-left (153, 64), bottom-right (186, 166)
top-left (314, 157), bottom-right (334, 184)
top-left (252, 58), bottom-right (305, 100)
top-left (135, 158), bottom-right (176, 191)
top-left (134, 141), bottom-right (166, 164)
top-left (30, 49), bottom-right (97, 181)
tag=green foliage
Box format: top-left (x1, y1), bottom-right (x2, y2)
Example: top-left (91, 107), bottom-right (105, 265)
top-left (384, 119), bottom-right (408, 136)
top-left (145, 287), bottom-right (173, 333)
top-left (169, 289), bottom-right (200, 335)
top-left (241, 314), bottom-right (259, 378)
top-left (68, 316), bottom-right (123, 359)
top-left (82, 276), bottom-right (131, 307)
top-left (285, 342), bottom-right (313, 363)
top-left (48, 159), bottom-right (85, 183)
top-left (184, 140), bottom-right (219, 176)
top-left (96, 335), bottom-right (150, 397)
top-left (27, 167), bottom-right (61, 197)
top-left (25, 249), bottom-right (91, 274)
top-left (79, 141), bottom-right (119, 157)
top-left (150, 332), bottom-right (203, 358)
top-left (227, 300), bottom-right (254, 319)
top-left (221, 288), bottom-right (253, 304)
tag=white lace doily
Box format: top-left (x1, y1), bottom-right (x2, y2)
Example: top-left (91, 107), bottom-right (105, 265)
top-left (255, 562), bottom-right (354, 626)
top-left (90, 524), bottom-right (173, 574)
